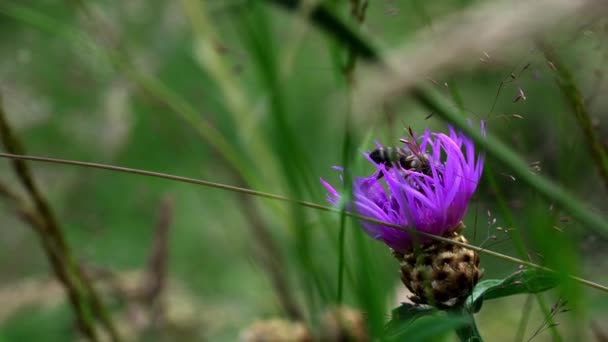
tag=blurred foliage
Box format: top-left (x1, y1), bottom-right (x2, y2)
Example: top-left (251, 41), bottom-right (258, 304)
top-left (0, 0), bottom-right (607, 341)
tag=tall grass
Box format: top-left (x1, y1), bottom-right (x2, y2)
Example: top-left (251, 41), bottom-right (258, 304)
top-left (0, 0), bottom-right (607, 341)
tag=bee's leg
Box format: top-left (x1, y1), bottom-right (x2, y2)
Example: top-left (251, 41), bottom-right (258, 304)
top-left (397, 153), bottom-right (411, 170)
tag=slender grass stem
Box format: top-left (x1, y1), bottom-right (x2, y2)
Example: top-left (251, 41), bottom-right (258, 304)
top-left (484, 165), bottom-right (561, 341)
top-left (538, 41), bottom-right (608, 191)
top-left (1, 152), bottom-right (607, 295)
top-left (178, 0), bottom-right (305, 319)
top-left (335, 0), bottom-right (368, 306)
top-left (180, 0), bottom-right (280, 187)
top-left (515, 295), bottom-right (534, 342)
top-left (336, 125), bottom-right (352, 304)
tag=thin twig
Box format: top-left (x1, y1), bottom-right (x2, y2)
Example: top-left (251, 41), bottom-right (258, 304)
top-left (0, 180), bottom-right (43, 227)
top-left (0, 152), bottom-right (606, 294)
top-left (141, 196), bottom-right (173, 326)
top-left (0, 105), bottom-right (120, 341)
top-left (591, 321), bottom-right (608, 342)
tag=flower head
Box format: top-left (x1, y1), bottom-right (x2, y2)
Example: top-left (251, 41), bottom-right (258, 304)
top-left (321, 125), bottom-right (484, 253)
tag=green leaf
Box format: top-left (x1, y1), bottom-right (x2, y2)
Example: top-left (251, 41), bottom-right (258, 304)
top-left (390, 303), bottom-right (437, 322)
top-left (387, 304), bottom-right (484, 342)
top-left (385, 303), bottom-right (435, 340)
top-left (386, 311), bottom-right (469, 342)
top-left (466, 268), bottom-right (560, 313)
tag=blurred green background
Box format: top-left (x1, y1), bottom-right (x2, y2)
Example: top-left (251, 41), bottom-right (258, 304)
top-left (0, 0), bottom-right (607, 341)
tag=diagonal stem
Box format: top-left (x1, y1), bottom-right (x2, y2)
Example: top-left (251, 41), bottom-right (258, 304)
top-left (0, 105), bottom-right (120, 341)
top-left (538, 40), bottom-right (608, 191)
top-left (0, 152), bottom-right (606, 295)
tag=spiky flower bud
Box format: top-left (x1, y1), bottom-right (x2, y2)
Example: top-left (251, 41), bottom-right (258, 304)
top-left (322, 125), bottom-right (484, 308)
top-left (393, 223), bottom-right (482, 308)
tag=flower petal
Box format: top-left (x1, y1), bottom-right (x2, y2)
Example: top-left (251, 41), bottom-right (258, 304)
top-left (321, 124), bottom-right (484, 253)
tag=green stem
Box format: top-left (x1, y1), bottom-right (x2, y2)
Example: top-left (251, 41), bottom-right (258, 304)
top-left (455, 318), bottom-right (482, 342)
top-left (267, 0), bottom-right (608, 242)
top-left (1, 152), bottom-right (607, 295)
top-left (450, 306), bottom-right (483, 342)
top-left (538, 41), bottom-right (608, 191)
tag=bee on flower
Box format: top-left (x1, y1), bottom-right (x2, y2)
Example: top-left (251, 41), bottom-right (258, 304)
top-left (321, 124), bottom-right (485, 308)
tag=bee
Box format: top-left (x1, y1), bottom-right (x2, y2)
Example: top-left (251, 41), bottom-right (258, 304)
top-left (369, 127), bottom-right (432, 177)
top-left (369, 147), bottom-right (431, 175)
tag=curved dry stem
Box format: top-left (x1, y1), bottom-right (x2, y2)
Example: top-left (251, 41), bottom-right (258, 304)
top-left (0, 109), bottom-right (119, 341)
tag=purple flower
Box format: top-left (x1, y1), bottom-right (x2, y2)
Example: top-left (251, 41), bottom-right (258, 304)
top-left (321, 125), bottom-right (484, 253)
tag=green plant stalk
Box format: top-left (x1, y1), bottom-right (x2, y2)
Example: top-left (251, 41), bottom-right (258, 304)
top-left (33, 0), bottom-right (307, 319)
top-left (271, 3), bottom-right (592, 337)
top-left (234, 189), bottom-right (305, 320)
top-left (335, 0), bottom-right (368, 306)
top-left (119, 0), bottom-right (304, 320)
top-left (336, 122), bottom-right (353, 304)
top-left (451, 308), bottom-right (482, 342)
top-left (2, 152), bottom-right (607, 296)
top-left (412, 85), bottom-right (608, 235)
top-left (0, 2), bottom-right (244, 180)
top-left (84, 0), bottom-right (314, 310)
top-left (117, 38), bottom-right (313, 314)
top-left (323, 0), bottom-right (361, 309)
top-left (123, 68), bottom-right (260, 188)
top-left (270, 0), bottom-right (377, 60)
top-left (352, 218), bottom-right (386, 338)
top-left (515, 295), bottom-right (534, 342)
top-left (266, 0), bottom-right (608, 241)
top-left (0, 2), bottom-right (266, 195)
top-left (538, 41), bottom-right (608, 191)
top-left (440, 45), bottom-right (561, 342)
top-left (233, 1), bottom-right (320, 196)
top-left (2, 0), bottom-right (302, 329)
top-left (180, 0), bottom-right (281, 189)
top-left (234, 1), bottom-right (335, 309)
